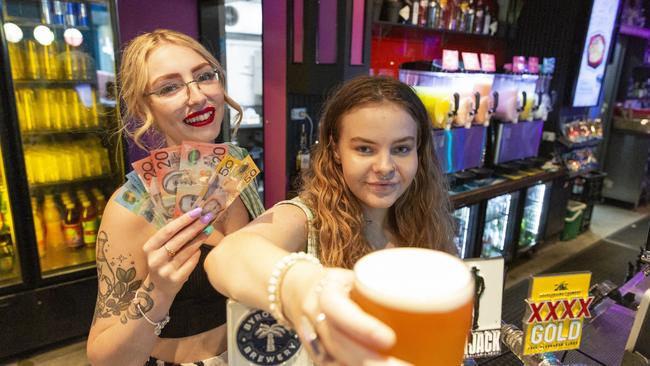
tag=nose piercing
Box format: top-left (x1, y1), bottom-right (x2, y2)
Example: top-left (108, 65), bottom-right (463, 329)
top-left (379, 171), bottom-right (393, 180)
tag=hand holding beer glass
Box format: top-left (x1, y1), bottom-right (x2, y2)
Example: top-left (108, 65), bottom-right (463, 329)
top-left (351, 248), bottom-right (474, 366)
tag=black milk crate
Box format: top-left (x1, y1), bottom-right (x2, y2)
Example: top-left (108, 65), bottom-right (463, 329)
top-left (572, 171), bottom-right (607, 204)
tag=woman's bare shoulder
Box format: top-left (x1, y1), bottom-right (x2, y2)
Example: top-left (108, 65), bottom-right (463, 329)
top-left (100, 187), bottom-right (156, 250)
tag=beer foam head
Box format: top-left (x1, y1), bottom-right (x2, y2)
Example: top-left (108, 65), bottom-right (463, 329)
top-left (354, 248), bottom-right (473, 313)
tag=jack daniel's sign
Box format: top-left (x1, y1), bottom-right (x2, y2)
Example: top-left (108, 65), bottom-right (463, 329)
top-left (228, 300), bottom-right (310, 365)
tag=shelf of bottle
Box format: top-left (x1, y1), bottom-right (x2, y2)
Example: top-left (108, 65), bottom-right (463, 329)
top-left (372, 20), bottom-right (503, 40)
top-left (13, 79), bottom-right (97, 88)
top-left (21, 127), bottom-right (106, 138)
top-left (39, 244), bottom-right (96, 276)
top-left (3, 17), bottom-right (92, 32)
top-left (558, 136), bottom-right (603, 149)
top-left (620, 25), bottom-right (650, 40)
top-left (29, 174), bottom-right (114, 191)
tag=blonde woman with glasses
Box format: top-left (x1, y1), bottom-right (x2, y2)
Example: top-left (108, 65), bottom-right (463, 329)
top-left (87, 29), bottom-right (263, 366)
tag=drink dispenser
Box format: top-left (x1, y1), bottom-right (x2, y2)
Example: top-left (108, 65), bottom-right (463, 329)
top-left (471, 73), bottom-right (497, 126)
top-left (451, 72), bottom-right (481, 128)
top-left (491, 74), bottom-right (522, 123)
top-left (533, 74), bottom-right (553, 121)
top-left (400, 67), bottom-right (459, 130)
top-left (517, 74), bottom-right (539, 122)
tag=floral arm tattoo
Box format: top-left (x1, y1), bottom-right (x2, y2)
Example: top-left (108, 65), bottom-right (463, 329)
top-left (93, 230), bottom-right (155, 325)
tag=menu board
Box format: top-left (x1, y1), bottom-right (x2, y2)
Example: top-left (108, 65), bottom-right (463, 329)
top-left (572, 0), bottom-right (621, 107)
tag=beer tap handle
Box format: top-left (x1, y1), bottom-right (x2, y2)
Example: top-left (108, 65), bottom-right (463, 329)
top-left (447, 93), bottom-right (460, 128)
top-left (451, 92), bottom-right (460, 116)
top-left (518, 91), bottom-right (527, 113)
top-left (500, 322), bottom-right (561, 366)
top-left (550, 90), bottom-right (557, 112)
top-left (489, 91), bottom-right (499, 114)
top-left (471, 92), bottom-right (480, 116)
top-left (533, 92), bottom-right (543, 111)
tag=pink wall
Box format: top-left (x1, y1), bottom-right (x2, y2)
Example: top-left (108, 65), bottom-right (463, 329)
top-left (263, 0), bottom-right (287, 207)
top-left (116, 0), bottom-right (199, 163)
top-left (116, 0), bottom-right (198, 45)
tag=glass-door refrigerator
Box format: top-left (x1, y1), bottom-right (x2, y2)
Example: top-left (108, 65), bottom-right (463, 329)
top-left (517, 182), bottom-right (552, 254)
top-left (0, 0), bottom-right (123, 358)
top-left (480, 192), bottom-right (520, 262)
top-left (453, 205), bottom-right (479, 258)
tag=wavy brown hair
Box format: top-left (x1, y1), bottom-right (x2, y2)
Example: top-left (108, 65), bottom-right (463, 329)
top-left (117, 29), bottom-right (242, 151)
top-left (300, 76), bottom-right (456, 268)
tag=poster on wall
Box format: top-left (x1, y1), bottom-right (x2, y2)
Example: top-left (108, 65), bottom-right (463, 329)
top-left (572, 0), bottom-right (621, 107)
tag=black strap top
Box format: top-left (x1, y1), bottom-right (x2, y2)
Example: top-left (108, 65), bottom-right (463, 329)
top-left (159, 244), bottom-right (226, 338)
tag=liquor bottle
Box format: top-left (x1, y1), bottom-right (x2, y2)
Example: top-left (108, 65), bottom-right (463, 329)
top-left (31, 198), bottom-right (46, 258)
top-left (483, 6), bottom-right (492, 35)
top-left (464, 0), bottom-right (475, 33)
top-left (81, 199), bottom-right (98, 246)
top-left (438, 0), bottom-right (449, 29)
top-left (458, 0), bottom-right (470, 32)
top-left (473, 0), bottom-right (484, 33)
top-left (418, 0), bottom-right (429, 26)
top-left (427, 0), bottom-right (440, 28)
top-left (296, 124), bottom-right (310, 173)
top-left (398, 1), bottom-right (412, 24)
top-left (411, 0), bottom-right (420, 25)
top-left (63, 202), bottom-right (83, 248)
top-left (43, 194), bottom-right (64, 249)
top-left (447, 0), bottom-right (459, 30)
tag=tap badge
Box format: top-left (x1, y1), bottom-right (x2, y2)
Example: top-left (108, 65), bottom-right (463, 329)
top-left (236, 310), bottom-right (301, 365)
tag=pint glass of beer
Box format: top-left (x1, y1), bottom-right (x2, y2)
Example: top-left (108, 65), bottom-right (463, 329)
top-left (351, 248), bottom-right (474, 366)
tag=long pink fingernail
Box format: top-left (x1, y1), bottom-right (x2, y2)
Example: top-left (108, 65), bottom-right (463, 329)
top-left (200, 212), bottom-right (214, 224)
top-left (188, 207), bottom-right (203, 218)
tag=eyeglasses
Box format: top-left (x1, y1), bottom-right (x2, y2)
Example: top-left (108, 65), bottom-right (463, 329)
top-left (145, 69), bottom-right (223, 99)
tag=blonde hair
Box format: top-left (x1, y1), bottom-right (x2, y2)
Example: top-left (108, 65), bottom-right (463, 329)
top-left (117, 29), bottom-right (242, 150)
top-left (300, 76), bottom-right (456, 269)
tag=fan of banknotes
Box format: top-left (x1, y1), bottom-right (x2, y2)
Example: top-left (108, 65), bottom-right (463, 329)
top-left (115, 141), bottom-right (260, 228)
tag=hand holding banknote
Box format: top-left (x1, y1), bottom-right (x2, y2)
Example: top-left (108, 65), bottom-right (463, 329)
top-left (115, 141), bottom-right (259, 230)
top-left (141, 207), bottom-right (215, 298)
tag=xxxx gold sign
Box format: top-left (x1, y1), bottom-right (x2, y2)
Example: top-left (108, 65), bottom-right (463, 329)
top-left (523, 272), bottom-right (592, 355)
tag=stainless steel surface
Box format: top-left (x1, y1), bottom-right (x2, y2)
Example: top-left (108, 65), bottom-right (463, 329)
top-left (602, 128), bottom-right (650, 206)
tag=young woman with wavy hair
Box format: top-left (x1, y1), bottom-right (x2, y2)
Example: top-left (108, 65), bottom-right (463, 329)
top-left (206, 76), bottom-right (456, 365)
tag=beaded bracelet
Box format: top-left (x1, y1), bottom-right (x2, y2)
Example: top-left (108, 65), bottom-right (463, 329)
top-left (133, 291), bottom-right (170, 336)
top-left (268, 251), bottom-right (322, 328)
